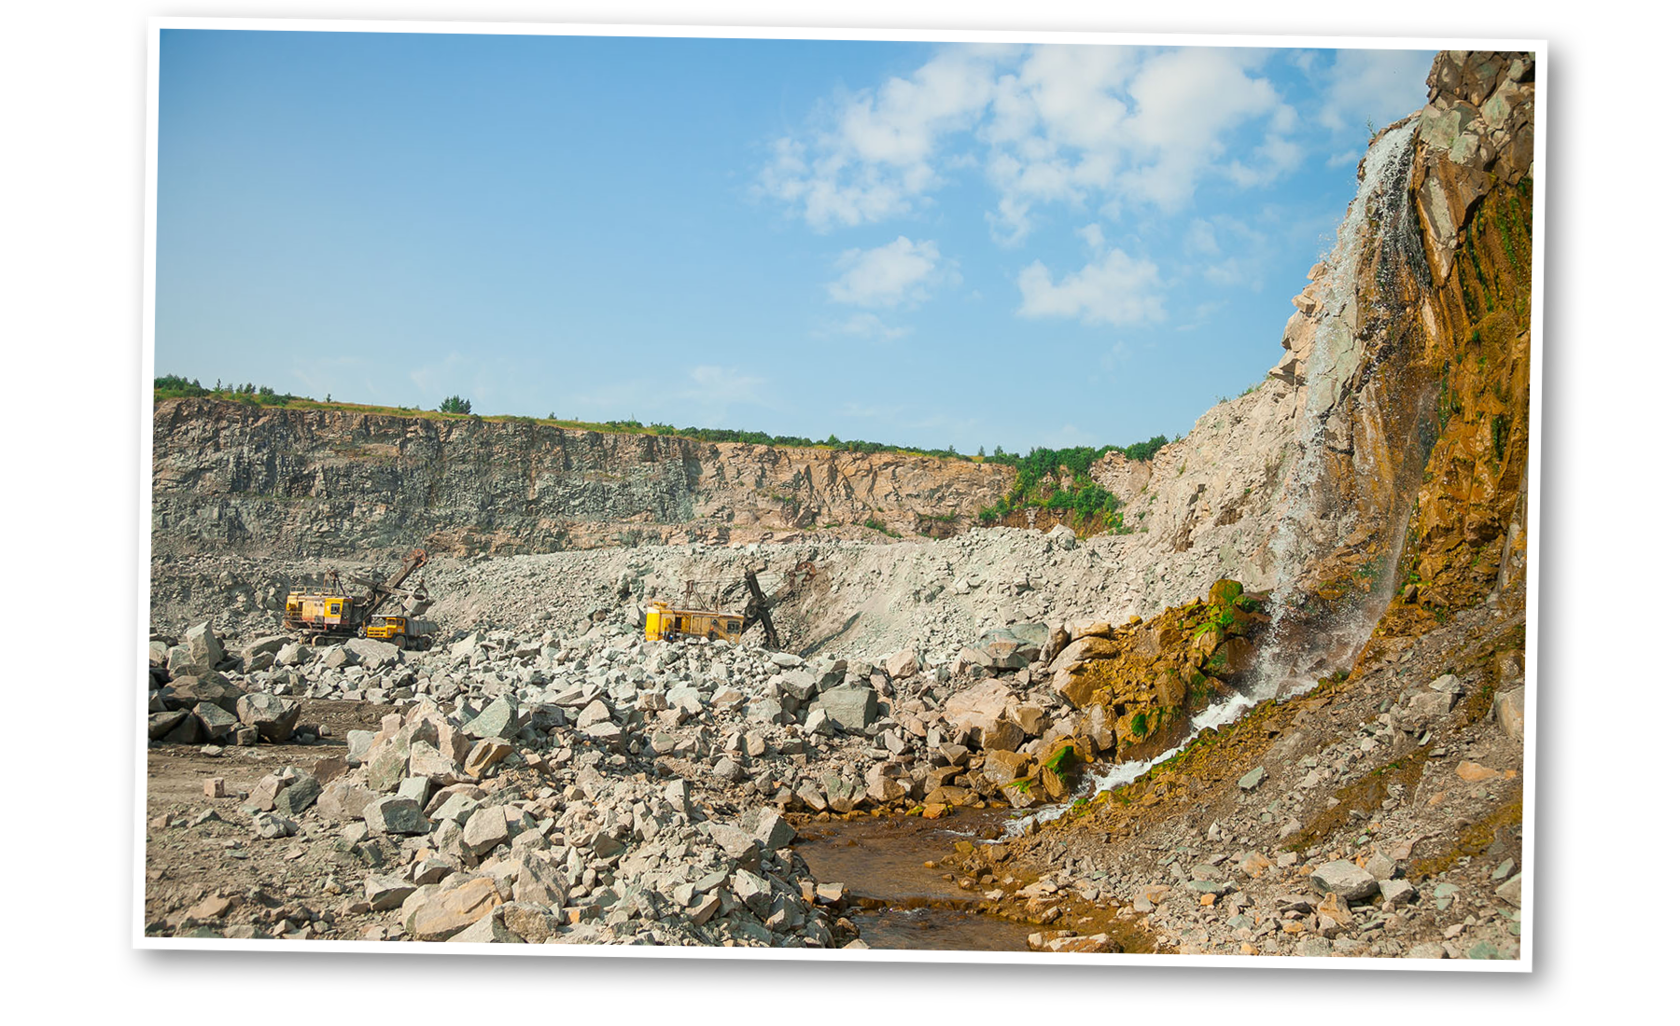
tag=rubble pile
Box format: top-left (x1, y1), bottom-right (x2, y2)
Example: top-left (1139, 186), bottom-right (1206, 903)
top-left (146, 547), bottom-right (1523, 960)
top-left (141, 602), bottom-right (1135, 946)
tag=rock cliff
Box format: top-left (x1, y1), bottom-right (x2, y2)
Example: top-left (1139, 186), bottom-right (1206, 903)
top-left (151, 402), bottom-right (1011, 557)
top-left (1068, 49), bottom-right (1534, 694)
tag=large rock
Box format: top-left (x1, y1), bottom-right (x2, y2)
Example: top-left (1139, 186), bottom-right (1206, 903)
top-left (745, 808), bottom-right (796, 850)
top-left (345, 636), bottom-right (401, 668)
top-left (1494, 687), bottom-right (1525, 740)
top-left (462, 805), bottom-right (511, 855)
top-left (235, 693), bottom-right (300, 742)
top-left (464, 696), bottom-right (522, 741)
top-left (884, 649), bottom-right (919, 680)
top-left (166, 673), bottom-right (245, 714)
top-left (1309, 860), bottom-right (1380, 901)
top-left (272, 773), bottom-right (321, 817)
top-left (168, 622), bottom-right (225, 677)
top-left (240, 635), bottom-right (291, 672)
top-left (975, 625), bottom-right (1043, 669)
top-left (318, 779), bottom-right (378, 822)
top-left (147, 710), bottom-right (189, 740)
top-left (816, 687), bottom-right (877, 735)
top-left (513, 851), bottom-right (569, 906)
top-left (407, 878), bottom-right (499, 941)
top-left (363, 795), bottom-right (429, 835)
top-left (946, 679), bottom-right (1013, 729)
top-left (192, 702), bottom-right (240, 742)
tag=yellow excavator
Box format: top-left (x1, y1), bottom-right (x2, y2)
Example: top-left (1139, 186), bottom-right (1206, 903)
top-left (644, 563), bottom-right (814, 649)
top-left (283, 547), bottom-right (439, 649)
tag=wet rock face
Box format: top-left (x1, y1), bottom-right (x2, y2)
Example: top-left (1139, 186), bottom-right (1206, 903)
top-left (151, 401), bottom-right (1011, 558)
top-left (1101, 50), bottom-right (1536, 683)
top-left (1366, 50), bottom-right (1534, 641)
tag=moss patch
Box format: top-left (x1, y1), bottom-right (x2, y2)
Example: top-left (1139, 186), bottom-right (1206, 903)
top-left (1284, 748), bottom-right (1429, 853)
top-left (1411, 795), bottom-right (1524, 878)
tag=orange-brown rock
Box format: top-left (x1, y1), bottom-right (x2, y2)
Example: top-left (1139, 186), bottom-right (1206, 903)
top-left (1051, 580), bottom-right (1269, 759)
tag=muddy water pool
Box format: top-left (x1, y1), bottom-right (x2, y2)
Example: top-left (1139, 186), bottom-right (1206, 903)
top-left (794, 809), bottom-right (1038, 952)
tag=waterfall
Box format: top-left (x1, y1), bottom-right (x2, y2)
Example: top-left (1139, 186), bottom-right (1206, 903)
top-left (1248, 116), bottom-right (1422, 703)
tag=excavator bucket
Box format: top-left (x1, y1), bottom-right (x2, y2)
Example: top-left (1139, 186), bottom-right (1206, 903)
top-left (741, 569), bottom-right (781, 650)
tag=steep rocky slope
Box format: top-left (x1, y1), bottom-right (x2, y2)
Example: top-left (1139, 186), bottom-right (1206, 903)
top-left (1063, 50), bottom-right (1535, 699)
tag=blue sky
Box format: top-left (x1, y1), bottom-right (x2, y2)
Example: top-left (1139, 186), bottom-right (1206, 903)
top-left (155, 29), bottom-right (1434, 454)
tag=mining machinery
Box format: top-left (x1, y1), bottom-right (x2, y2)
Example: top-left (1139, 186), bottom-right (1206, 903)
top-left (282, 547), bottom-right (439, 649)
top-left (643, 561), bottom-right (816, 650)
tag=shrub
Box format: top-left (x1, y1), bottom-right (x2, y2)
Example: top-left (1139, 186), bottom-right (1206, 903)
top-left (439, 395), bottom-right (472, 415)
top-left (153, 374), bottom-right (209, 399)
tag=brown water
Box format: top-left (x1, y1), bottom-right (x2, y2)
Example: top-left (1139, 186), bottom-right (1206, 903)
top-left (795, 810), bottom-right (1038, 952)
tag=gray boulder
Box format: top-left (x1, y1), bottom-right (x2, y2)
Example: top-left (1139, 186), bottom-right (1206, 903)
top-left (236, 693), bottom-right (300, 742)
top-left (817, 687), bottom-right (878, 734)
top-left (1309, 860), bottom-right (1380, 901)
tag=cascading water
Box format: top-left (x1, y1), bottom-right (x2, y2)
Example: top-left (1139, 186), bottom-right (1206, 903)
top-left (1247, 115), bottom-right (1423, 703)
top-left (1004, 119), bottom-right (1428, 837)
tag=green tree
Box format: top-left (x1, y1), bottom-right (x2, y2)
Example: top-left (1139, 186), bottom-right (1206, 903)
top-left (440, 395), bottom-right (472, 415)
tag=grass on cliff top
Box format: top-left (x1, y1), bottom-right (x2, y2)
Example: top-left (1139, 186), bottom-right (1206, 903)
top-left (154, 375), bottom-right (1173, 477)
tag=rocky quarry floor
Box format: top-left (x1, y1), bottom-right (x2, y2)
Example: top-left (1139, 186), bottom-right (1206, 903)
top-left (144, 527), bottom-right (1526, 960)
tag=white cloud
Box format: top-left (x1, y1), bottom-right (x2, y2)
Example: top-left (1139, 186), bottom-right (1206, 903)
top-left (1184, 218), bottom-right (1220, 257)
top-left (761, 44), bottom-right (1300, 241)
top-left (1099, 339), bottom-right (1130, 371)
top-left (827, 236), bottom-right (956, 308)
top-left (757, 47), bottom-right (1000, 231)
top-left (1315, 49), bottom-right (1434, 133)
top-left (1016, 244), bottom-right (1164, 327)
top-left (1111, 47), bottom-right (1283, 208)
top-left (1202, 257), bottom-right (1247, 286)
top-left (1184, 216), bottom-right (1269, 291)
top-left (685, 365), bottom-right (767, 407)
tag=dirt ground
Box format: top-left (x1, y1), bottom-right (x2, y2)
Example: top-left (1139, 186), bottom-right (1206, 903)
top-left (142, 700), bottom-right (399, 940)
